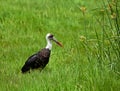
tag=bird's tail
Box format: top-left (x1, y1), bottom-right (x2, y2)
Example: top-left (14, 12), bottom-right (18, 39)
top-left (21, 64), bottom-right (30, 73)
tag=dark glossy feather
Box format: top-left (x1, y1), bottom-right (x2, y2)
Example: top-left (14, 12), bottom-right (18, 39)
top-left (21, 48), bottom-right (51, 73)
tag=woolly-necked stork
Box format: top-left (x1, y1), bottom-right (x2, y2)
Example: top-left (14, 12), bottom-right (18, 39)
top-left (21, 33), bottom-right (62, 73)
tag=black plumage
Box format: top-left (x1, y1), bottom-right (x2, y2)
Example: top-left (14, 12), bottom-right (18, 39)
top-left (21, 48), bottom-right (51, 73)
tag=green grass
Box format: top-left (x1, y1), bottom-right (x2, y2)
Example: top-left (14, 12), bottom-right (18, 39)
top-left (0, 0), bottom-right (120, 91)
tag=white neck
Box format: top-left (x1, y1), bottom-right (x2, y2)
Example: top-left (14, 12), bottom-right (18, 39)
top-left (45, 39), bottom-right (52, 50)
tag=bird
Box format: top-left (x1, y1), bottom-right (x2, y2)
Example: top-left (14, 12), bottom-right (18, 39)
top-left (21, 33), bottom-right (62, 73)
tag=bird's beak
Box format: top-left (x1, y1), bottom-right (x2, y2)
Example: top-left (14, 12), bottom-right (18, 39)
top-left (52, 37), bottom-right (63, 47)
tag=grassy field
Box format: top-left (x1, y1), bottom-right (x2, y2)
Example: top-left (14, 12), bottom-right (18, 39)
top-left (0, 0), bottom-right (120, 91)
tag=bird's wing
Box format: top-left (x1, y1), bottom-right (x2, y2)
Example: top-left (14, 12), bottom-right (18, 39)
top-left (25, 53), bottom-right (38, 65)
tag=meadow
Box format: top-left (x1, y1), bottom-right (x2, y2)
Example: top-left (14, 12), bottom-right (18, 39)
top-left (0, 0), bottom-right (120, 91)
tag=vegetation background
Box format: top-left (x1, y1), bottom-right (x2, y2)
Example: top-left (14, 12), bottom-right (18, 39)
top-left (0, 0), bottom-right (120, 91)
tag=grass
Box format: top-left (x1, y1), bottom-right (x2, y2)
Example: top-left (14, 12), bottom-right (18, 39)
top-left (0, 0), bottom-right (120, 91)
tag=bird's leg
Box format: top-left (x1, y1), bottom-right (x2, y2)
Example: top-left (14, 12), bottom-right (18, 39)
top-left (28, 70), bottom-right (31, 73)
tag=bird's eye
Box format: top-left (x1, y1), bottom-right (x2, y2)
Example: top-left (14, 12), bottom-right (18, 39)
top-left (48, 34), bottom-right (53, 39)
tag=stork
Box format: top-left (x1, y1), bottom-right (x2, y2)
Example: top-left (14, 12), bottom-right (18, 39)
top-left (21, 33), bottom-right (62, 73)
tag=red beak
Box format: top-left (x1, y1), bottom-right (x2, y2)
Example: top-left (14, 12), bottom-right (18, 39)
top-left (56, 41), bottom-right (63, 47)
top-left (52, 37), bottom-right (63, 47)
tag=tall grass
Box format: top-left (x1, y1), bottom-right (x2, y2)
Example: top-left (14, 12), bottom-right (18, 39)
top-left (80, 0), bottom-right (120, 90)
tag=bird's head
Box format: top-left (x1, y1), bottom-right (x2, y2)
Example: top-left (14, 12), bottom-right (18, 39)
top-left (46, 33), bottom-right (63, 47)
